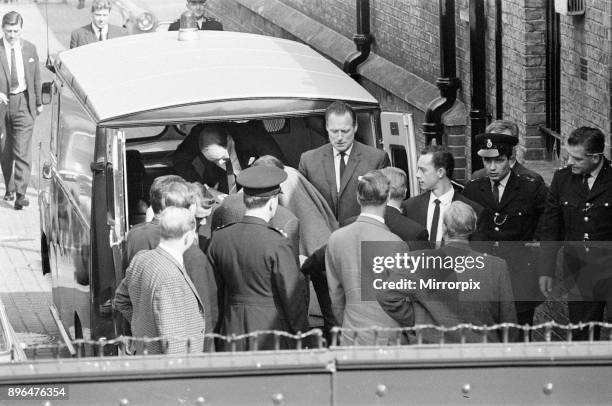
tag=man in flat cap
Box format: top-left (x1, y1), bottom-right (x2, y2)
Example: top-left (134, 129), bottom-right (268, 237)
top-left (207, 166), bottom-right (309, 350)
top-left (463, 133), bottom-right (547, 336)
top-left (168, 0), bottom-right (223, 31)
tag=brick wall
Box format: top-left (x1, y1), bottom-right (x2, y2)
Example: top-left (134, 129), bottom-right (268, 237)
top-left (559, 1), bottom-right (611, 151)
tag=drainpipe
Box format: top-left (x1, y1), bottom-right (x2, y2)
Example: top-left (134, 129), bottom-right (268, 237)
top-left (344, 0), bottom-right (373, 81)
top-left (495, 0), bottom-right (503, 119)
top-left (422, 0), bottom-right (462, 146)
top-left (470, 0), bottom-right (488, 171)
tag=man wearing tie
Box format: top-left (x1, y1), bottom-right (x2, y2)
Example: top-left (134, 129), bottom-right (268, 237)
top-left (0, 11), bottom-right (42, 210)
top-left (70, 0), bottom-right (128, 49)
top-left (401, 147), bottom-right (481, 247)
top-left (299, 101), bottom-right (390, 224)
top-left (168, 0), bottom-right (223, 31)
top-left (463, 133), bottom-right (547, 333)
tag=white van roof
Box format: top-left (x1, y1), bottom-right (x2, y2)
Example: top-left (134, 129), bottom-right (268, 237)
top-left (56, 31), bottom-right (379, 126)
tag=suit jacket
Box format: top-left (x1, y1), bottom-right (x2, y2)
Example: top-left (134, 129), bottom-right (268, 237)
top-left (173, 121), bottom-right (285, 193)
top-left (114, 247), bottom-right (205, 354)
top-left (0, 39), bottom-right (41, 118)
top-left (472, 162), bottom-right (545, 185)
top-left (123, 218), bottom-right (218, 342)
top-left (463, 171), bottom-right (547, 309)
top-left (375, 242), bottom-right (517, 343)
top-left (326, 216), bottom-right (402, 345)
top-left (69, 24), bottom-right (128, 48)
top-left (401, 190), bottom-right (483, 230)
top-left (207, 216), bottom-right (309, 350)
top-left (342, 206), bottom-right (430, 250)
top-left (210, 193), bottom-right (300, 258)
top-left (539, 159), bottom-right (612, 298)
top-left (168, 16), bottom-right (223, 31)
top-left (299, 141), bottom-right (390, 224)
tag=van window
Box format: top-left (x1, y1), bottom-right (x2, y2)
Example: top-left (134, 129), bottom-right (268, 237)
top-left (57, 86), bottom-right (96, 220)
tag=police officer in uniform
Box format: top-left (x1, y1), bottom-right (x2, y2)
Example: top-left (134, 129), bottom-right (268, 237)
top-left (463, 133), bottom-right (547, 332)
top-left (539, 127), bottom-right (612, 340)
top-left (207, 166), bottom-right (308, 351)
top-left (168, 0), bottom-right (223, 31)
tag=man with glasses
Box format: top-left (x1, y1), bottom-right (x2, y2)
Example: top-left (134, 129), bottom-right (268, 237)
top-left (539, 126), bottom-right (612, 340)
top-left (70, 0), bottom-right (127, 48)
top-left (169, 0), bottom-right (223, 31)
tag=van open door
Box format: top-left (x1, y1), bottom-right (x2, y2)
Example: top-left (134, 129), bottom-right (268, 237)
top-left (380, 112), bottom-right (419, 198)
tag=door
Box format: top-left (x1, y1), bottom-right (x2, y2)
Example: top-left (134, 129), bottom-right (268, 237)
top-left (380, 112), bottom-right (419, 198)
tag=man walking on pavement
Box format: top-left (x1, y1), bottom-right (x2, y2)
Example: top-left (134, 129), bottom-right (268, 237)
top-left (70, 0), bottom-right (128, 48)
top-left (0, 11), bottom-right (42, 210)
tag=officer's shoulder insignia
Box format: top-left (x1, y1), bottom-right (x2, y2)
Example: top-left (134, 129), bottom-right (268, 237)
top-left (214, 222), bottom-right (237, 232)
top-left (518, 174), bottom-right (536, 182)
top-left (268, 226), bottom-right (287, 238)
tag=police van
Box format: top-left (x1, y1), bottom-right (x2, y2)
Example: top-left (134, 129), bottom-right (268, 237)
top-left (38, 29), bottom-right (419, 346)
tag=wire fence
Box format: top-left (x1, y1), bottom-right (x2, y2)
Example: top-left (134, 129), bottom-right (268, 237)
top-left (10, 321), bottom-right (612, 362)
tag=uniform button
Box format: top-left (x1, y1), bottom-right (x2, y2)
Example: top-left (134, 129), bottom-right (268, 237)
top-left (494, 227), bottom-right (500, 231)
top-left (584, 217), bottom-right (589, 222)
top-left (563, 201), bottom-right (568, 205)
top-left (606, 203), bottom-right (610, 207)
top-left (584, 233), bottom-right (590, 240)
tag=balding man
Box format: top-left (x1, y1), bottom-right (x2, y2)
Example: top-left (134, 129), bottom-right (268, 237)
top-left (115, 207), bottom-right (205, 354)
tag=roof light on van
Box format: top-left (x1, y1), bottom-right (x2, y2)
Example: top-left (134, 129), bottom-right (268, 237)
top-left (178, 10), bottom-right (199, 41)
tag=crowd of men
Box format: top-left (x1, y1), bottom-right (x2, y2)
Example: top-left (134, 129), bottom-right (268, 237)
top-left (110, 97), bottom-right (612, 354)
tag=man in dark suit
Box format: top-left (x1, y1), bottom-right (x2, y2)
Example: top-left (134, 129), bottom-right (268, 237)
top-left (401, 147), bottom-right (481, 247)
top-left (0, 12), bottom-right (42, 209)
top-left (173, 122), bottom-right (285, 196)
top-left (168, 0), bottom-right (223, 31)
top-left (539, 127), bottom-right (612, 340)
top-left (208, 166), bottom-right (308, 351)
top-left (115, 207), bottom-right (205, 354)
top-left (376, 201), bottom-right (517, 344)
top-left (471, 120), bottom-right (544, 185)
top-left (463, 133), bottom-right (547, 332)
top-left (298, 101), bottom-right (390, 224)
top-left (69, 0), bottom-right (128, 49)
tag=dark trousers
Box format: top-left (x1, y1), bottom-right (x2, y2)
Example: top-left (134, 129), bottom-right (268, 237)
top-left (568, 301), bottom-right (609, 341)
top-left (0, 92), bottom-right (34, 196)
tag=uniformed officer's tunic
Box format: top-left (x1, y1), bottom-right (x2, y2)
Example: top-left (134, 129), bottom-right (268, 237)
top-left (463, 171), bottom-right (547, 313)
top-left (207, 216), bottom-right (309, 350)
top-left (539, 159), bottom-right (612, 318)
top-left (168, 16), bottom-right (223, 31)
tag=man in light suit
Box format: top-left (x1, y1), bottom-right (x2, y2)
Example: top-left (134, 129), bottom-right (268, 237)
top-left (70, 0), bottom-right (128, 49)
top-left (401, 147), bottom-right (481, 247)
top-left (326, 170), bottom-right (402, 345)
top-left (0, 12), bottom-right (42, 210)
top-left (376, 201), bottom-right (517, 344)
top-left (115, 207), bottom-right (205, 355)
top-left (299, 101), bottom-right (390, 224)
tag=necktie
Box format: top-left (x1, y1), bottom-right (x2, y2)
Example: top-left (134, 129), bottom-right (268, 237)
top-left (429, 199), bottom-right (441, 243)
top-left (492, 180), bottom-right (501, 203)
top-left (225, 159), bottom-right (236, 193)
top-left (98, 29), bottom-right (103, 41)
top-left (582, 173), bottom-right (591, 191)
top-left (339, 152), bottom-right (346, 181)
top-left (9, 47), bottom-right (18, 92)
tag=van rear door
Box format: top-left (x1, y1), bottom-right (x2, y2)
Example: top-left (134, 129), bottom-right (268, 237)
top-left (380, 112), bottom-right (419, 198)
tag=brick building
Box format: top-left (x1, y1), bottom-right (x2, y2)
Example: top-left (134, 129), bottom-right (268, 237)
top-left (207, 0), bottom-right (612, 179)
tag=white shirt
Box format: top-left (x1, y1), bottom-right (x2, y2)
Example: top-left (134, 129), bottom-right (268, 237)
top-left (3, 39), bottom-right (26, 94)
top-left (333, 144), bottom-right (353, 192)
top-left (91, 23), bottom-right (109, 41)
top-left (585, 159), bottom-right (604, 190)
top-left (158, 242), bottom-right (185, 269)
top-left (360, 213), bottom-right (385, 224)
top-left (427, 188), bottom-right (454, 243)
top-left (491, 170), bottom-right (511, 202)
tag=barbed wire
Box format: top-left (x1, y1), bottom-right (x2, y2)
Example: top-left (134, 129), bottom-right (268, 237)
top-left (11, 322), bottom-right (612, 361)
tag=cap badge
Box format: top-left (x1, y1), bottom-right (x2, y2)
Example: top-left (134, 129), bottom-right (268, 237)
top-left (486, 138), bottom-right (493, 148)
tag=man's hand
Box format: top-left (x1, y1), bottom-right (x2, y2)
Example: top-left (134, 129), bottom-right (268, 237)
top-left (36, 105), bottom-right (43, 115)
top-left (0, 92), bottom-right (8, 104)
top-left (539, 276), bottom-right (553, 297)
